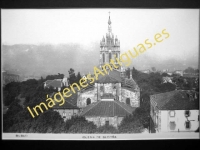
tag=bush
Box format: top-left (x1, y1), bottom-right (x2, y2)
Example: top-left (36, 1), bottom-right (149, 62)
top-left (96, 125), bottom-right (119, 133)
top-left (118, 120), bottom-right (144, 133)
top-left (68, 121), bottom-right (97, 133)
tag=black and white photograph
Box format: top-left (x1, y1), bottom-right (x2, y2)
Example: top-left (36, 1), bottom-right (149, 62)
top-left (1, 9), bottom-right (199, 140)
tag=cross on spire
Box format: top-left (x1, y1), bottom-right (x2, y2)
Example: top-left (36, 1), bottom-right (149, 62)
top-left (108, 12), bottom-right (111, 25)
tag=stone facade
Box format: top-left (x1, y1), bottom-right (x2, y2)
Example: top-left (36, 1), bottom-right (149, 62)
top-left (86, 116), bottom-right (124, 128)
top-left (121, 88), bottom-right (140, 107)
top-left (75, 14), bottom-right (140, 128)
top-left (97, 83), bottom-right (120, 99)
top-left (54, 108), bottom-right (79, 122)
top-left (77, 88), bottom-right (97, 108)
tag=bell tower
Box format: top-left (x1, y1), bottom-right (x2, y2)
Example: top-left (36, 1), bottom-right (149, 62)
top-left (99, 12), bottom-right (121, 70)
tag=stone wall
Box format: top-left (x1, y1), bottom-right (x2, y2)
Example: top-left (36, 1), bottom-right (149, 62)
top-left (77, 88), bottom-right (97, 108)
top-left (121, 88), bottom-right (140, 107)
top-left (53, 109), bottom-right (79, 122)
top-left (86, 116), bottom-right (124, 128)
top-left (97, 83), bottom-right (121, 100)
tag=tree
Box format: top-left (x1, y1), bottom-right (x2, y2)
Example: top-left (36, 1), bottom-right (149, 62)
top-left (184, 67), bottom-right (195, 74)
top-left (76, 72), bottom-right (82, 84)
top-left (68, 68), bottom-right (77, 85)
top-left (96, 125), bottom-right (118, 133)
top-left (3, 82), bottom-right (21, 106)
top-left (45, 73), bottom-right (64, 80)
top-left (68, 121), bottom-right (97, 133)
top-left (64, 116), bottom-right (96, 133)
top-left (161, 72), bottom-right (170, 77)
top-left (118, 114), bottom-right (144, 133)
top-left (30, 110), bottom-right (64, 133)
top-left (151, 67), bottom-right (156, 72)
top-left (126, 67), bottom-right (130, 78)
top-left (158, 83), bottom-right (176, 92)
top-left (3, 99), bottom-right (23, 132)
top-left (132, 67), bottom-right (139, 79)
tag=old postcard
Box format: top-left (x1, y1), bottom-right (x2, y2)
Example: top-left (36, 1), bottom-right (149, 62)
top-left (1, 9), bottom-right (199, 140)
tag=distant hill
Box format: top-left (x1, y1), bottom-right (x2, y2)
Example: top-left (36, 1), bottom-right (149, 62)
top-left (2, 43), bottom-right (99, 77)
top-left (2, 43), bottom-right (198, 78)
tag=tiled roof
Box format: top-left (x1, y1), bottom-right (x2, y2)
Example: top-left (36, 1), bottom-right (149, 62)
top-left (80, 100), bottom-right (135, 117)
top-left (109, 70), bottom-right (122, 82)
top-left (80, 86), bottom-right (95, 93)
top-left (121, 78), bottom-right (139, 90)
top-left (122, 86), bottom-right (137, 92)
top-left (53, 100), bottom-right (79, 109)
top-left (96, 74), bottom-right (120, 83)
top-left (45, 80), bottom-right (53, 84)
top-left (64, 88), bottom-right (78, 106)
top-left (51, 88), bottom-right (78, 108)
top-left (151, 90), bottom-right (199, 110)
top-left (80, 80), bottom-right (95, 92)
top-left (96, 70), bottom-right (122, 83)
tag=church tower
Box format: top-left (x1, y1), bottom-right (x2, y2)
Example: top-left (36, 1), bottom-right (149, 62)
top-left (99, 13), bottom-right (121, 70)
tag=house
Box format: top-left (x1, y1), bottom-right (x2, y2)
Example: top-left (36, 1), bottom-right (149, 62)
top-left (52, 90), bottom-right (80, 121)
top-left (167, 72), bottom-right (173, 76)
top-left (162, 77), bottom-right (173, 84)
top-left (150, 90), bottom-right (199, 133)
top-left (174, 70), bottom-right (183, 76)
top-left (44, 79), bottom-right (63, 91)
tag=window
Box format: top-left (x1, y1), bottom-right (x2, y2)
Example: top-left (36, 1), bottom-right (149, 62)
top-left (62, 112), bottom-right (66, 118)
top-left (185, 121), bottom-right (191, 129)
top-left (170, 111), bottom-right (175, 117)
top-left (105, 121), bottom-right (109, 126)
top-left (86, 98), bottom-right (91, 105)
top-left (170, 121), bottom-right (176, 130)
top-left (185, 110), bottom-right (190, 117)
top-left (126, 98), bottom-right (130, 105)
top-left (109, 52), bottom-right (112, 62)
top-left (103, 53), bottom-right (105, 63)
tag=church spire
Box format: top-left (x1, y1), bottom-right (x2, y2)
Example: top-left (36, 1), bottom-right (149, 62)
top-left (108, 12), bottom-right (112, 32)
top-left (108, 12), bottom-right (111, 25)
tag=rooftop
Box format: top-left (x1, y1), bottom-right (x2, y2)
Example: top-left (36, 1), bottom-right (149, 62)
top-left (53, 100), bottom-right (79, 109)
top-left (80, 100), bottom-right (136, 117)
top-left (64, 88), bottom-right (78, 106)
top-left (151, 90), bottom-right (199, 110)
top-left (96, 74), bottom-right (121, 83)
top-left (51, 88), bottom-right (78, 109)
top-left (121, 77), bottom-right (139, 90)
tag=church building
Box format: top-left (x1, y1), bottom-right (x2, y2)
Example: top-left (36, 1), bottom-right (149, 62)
top-left (77, 14), bottom-right (140, 128)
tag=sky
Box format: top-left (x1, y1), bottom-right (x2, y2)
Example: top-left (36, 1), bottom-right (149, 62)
top-left (1, 9), bottom-right (199, 76)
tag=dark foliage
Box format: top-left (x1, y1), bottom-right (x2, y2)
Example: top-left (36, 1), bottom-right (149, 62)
top-left (46, 73), bottom-right (64, 80)
top-left (96, 125), bottom-right (119, 133)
